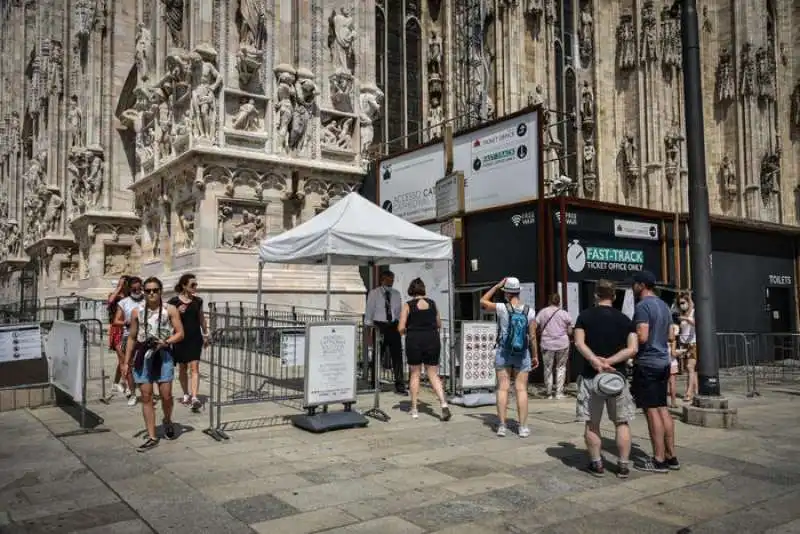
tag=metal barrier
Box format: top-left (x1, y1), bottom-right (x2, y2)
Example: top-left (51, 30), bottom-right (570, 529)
top-left (717, 332), bottom-right (800, 397)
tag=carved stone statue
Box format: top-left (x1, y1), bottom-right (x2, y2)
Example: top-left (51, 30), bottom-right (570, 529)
top-left (236, 0), bottom-right (267, 50)
top-left (580, 81), bottom-right (594, 126)
top-left (791, 84), bottom-right (800, 131)
top-left (639, 1), bottom-right (658, 63)
top-left (579, 4), bottom-right (593, 63)
top-left (739, 42), bottom-right (756, 99)
top-left (104, 247), bottom-right (130, 276)
top-left (428, 32), bottom-right (443, 75)
top-left (321, 116), bottom-right (355, 152)
top-left (134, 23), bottom-right (152, 81)
top-left (583, 143), bottom-right (596, 174)
top-left (715, 48), bottom-right (735, 104)
top-left (616, 11), bottom-right (636, 71)
top-left (329, 70), bottom-right (354, 112)
top-left (49, 41), bottom-right (64, 95)
top-left (232, 98), bottom-right (259, 131)
top-left (288, 68), bottom-right (318, 152)
top-left (428, 97), bottom-right (444, 140)
top-left (189, 44), bottom-right (223, 142)
top-left (359, 83), bottom-right (384, 153)
top-left (527, 84), bottom-right (544, 108)
top-left (273, 65), bottom-right (297, 153)
top-left (702, 5), bottom-right (712, 33)
top-left (622, 134), bottom-right (638, 174)
top-left (524, 0), bottom-right (544, 18)
top-left (760, 152), bottom-right (780, 197)
top-left (328, 7), bottom-right (356, 74)
top-left (756, 45), bottom-right (776, 101)
top-left (67, 148), bottom-right (103, 215)
top-left (720, 156), bottom-right (737, 198)
top-left (660, 6), bottom-right (681, 70)
top-left (68, 95), bottom-right (84, 149)
top-left (161, 0), bottom-right (184, 47)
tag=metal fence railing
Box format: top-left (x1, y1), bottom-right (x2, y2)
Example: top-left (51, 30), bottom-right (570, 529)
top-left (717, 332), bottom-right (800, 397)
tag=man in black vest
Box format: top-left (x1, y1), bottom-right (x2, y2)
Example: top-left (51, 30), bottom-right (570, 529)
top-left (366, 270), bottom-right (405, 394)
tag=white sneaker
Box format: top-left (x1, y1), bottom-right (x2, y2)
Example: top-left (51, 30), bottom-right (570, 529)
top-left (518, 426), bottom-right (531, 438)
top-left (127, 395), bottom-right (138, 407)
top-left (410, 410), bottom-right (419, 419)
top-left (555, 394), bottom-right (566, 400)
top-left (496, 424), bottom-right (507, 437)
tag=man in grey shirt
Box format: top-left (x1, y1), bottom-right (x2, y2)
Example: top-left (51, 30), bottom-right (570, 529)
top-left (631, 271), bottom-right (679, 474)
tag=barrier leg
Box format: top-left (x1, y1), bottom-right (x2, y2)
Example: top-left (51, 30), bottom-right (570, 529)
top-left (363, 332), bottom-right (390, 422)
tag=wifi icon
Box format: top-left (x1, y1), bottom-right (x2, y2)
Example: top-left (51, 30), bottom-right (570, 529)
top-left (511, 214), bottom-right (522, 227)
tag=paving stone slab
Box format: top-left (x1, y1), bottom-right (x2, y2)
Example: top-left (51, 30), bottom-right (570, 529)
top-left (536, 508), bottom-right (678, 534)
top-left (9, 501), bottom-right (137, 533)
top-left (338, 486), bottom-right (460, 522)
top-left (70, 519), bottom-right (155, 533)
top-left (250, 508), bottom-right (358, 534)
top-left (223, 493), bottom-right (300, 524)
top-left (321, 515), bottom-right (425, 534)
top-left (428, 455), bottom-right (501, 479)
top-left (272, 478), bottom-right (394, 512)
top-left (399, 498), bottom-right (504, 531)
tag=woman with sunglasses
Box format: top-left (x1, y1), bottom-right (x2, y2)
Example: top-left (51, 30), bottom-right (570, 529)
top-left (122, 277), bottom-right (184, 452)
top-left (168, 273), bottom-right (209, 411)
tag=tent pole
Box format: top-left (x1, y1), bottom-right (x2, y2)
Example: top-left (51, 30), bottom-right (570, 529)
top-left (325, 254), bottom-right (332, 320)
top-left (447, 259), bottom-right (456, 396)
top-left (256, 261), bottom-right (264, 323)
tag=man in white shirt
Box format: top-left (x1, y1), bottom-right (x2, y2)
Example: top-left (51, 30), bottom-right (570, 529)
top-left (365, 270), bottom-right (405, 394)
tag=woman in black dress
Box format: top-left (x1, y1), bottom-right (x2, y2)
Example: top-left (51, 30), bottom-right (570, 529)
top-left (398, 278), bottom-right (451, 421)
top-left (168, 273), bottom-right (209, 410)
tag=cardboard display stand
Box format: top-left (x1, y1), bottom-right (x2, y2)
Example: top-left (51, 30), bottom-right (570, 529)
top-left (292, 322), bottom-right (369, 433)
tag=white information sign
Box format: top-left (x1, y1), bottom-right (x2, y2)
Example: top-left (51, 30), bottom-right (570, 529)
top-left (557, 282), bottom-right (581, 323)
top-left (378, 143), bottom-right (444, 222)
top-left (435, 172), bottom-right (464, 220)
top-left (46, 321), bottom-right (85, 402)
top-left (280, 330), bottom-right (306, 367)
top-left (453, 111), bottom-right (540, 213)
top-left (460, 321), bottom-right (497, 389)
top-left (0, 324), bottom-right (42, 363)
top-left (304, 322), bottom-right (358, 408)
top-left (614, 219), bottom-right (659, 241)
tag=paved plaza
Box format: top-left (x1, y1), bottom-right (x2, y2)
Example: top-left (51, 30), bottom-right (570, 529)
top-left (1, 380), bottom-right (800, 534)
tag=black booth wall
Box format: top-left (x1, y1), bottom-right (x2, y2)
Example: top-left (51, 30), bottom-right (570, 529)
top-left (464, 203), bottom-right (538, 286)
top-left (711, 228), bottom-right (796, 333)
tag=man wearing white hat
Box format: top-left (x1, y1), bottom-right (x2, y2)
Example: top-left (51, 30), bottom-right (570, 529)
top-left (573, 279), bottom-right (638, 478)
top-left (480, 277), bottom-right (538, 438)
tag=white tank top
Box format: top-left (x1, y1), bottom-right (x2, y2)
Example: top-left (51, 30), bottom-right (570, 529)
top-left (136, 303), bottom-right (173, 343)
top-left (679, 309), bottom-right (696, 344)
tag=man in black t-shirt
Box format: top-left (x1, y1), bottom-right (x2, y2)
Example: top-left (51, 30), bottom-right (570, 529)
top-left (574, 279), bottom-right (638, 478)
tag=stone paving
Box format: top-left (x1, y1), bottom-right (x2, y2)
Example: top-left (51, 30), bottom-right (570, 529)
top-left (1, 378), bottom-right (800, 533)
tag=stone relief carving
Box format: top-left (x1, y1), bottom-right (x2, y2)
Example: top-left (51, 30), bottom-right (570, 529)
top-left (582, 143), bottom-right (596, 196)
top-left (303, 178), bottom-right (360, 211)
top-left (639, 1), bottom-right (658, 64)
top-left (161, 0), bottom-right (184, 47)
top-left (578, 3), bottom-right (593, 64)
top-left (0, 222), bottom-right (22, 258)
top-left (660, 5), bottom-right (681, 71)
top-left (664, 127), bottom-right (684, 187)
top-left (21, 151), bottom-right (64, 247)
top-left (217, 201), bottom-right (266, 250)
top-left (73, 0), bottom-right (98, 43)
top-left (104, 245), bottom-right (131, 276)
top-left (236, 0), bottom-right (268, 86)
top-left (329, 71), bottom-right (354, 113)
top-left (68, 95), bottom-right (85, 149)
top-left (756, 45), bottom-right (776, 102)
top-left (190, 44), bottom-right (223, 143)
top-left (359, 83), bottom-right (384, 153)
top-left (791, 83), bottom-right (800, 132)
top-left (616, 11), bottom-right (636, 71)
top-left (272, 66), bottom-right (318, 154)
top-left (524, 0), bottom-right (544, 18)
top-left (715, 48), bottom-right (735, 104)
top-left (328, 7), bottom-right (356, 75)
top-left (321, 114), bottom-right (356, 153)
top-left (68, 146), bottom-right (104, 217)
top-left (176, 202), bottom-right (195, 253)
top-left (428, 97), bottom-right (444, 141)
top-left (427, 31), bottom-right (445, 142)
top-left (231, 98), bottom-right (261, 131)
top-left (739, 43), bottom-right (756, 99)
top-left (429, 32), bottom-right (443, 76)
top-left (621, 134), bottom-right (639, 179)
top-left (60, 261), bottom-right (79, 284)
top-left (760, 152), bottom-right (780, 201)
top-left (580, 81), bottom-right (594, 134)
top-left (719, 156), bottom-right (737, 199)
top-left (49, 41), bottom-right (64, 95)
top-left (134, 23), bottom-right (152, 81)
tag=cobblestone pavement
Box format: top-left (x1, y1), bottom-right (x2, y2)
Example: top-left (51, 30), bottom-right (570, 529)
top-left (1, 379), bottom-right (799, 534)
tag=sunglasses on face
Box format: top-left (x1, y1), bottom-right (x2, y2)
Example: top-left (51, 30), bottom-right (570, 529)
top-left (144, 288), bottom-right (161, 295)
top-left (189, 283), bottom-right (198, 289)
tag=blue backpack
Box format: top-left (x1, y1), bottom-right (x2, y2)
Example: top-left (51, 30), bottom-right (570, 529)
top-left (502, 303), bottom-right (530, 356)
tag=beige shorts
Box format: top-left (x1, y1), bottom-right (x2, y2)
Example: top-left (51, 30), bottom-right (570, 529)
top-left (576, 375), bottom-right (636, 425)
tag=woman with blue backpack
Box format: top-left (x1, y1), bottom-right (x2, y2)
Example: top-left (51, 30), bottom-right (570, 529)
top-left (480, 277), bottom-right (539, 438)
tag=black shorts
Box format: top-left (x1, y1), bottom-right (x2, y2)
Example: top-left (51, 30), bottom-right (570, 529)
top-left (172, 340), bottom-right (203, 364)
top-left (632, 364), bottom-right (670, 409)
top-left (405, 331), bottom-right (441, 367)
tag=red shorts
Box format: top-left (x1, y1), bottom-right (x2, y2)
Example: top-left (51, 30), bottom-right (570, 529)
top-left (109, 325), bottom-right (123, 350)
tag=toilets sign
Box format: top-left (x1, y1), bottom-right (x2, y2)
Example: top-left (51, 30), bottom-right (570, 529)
top-left (567, 240), bottom-right (645, 274)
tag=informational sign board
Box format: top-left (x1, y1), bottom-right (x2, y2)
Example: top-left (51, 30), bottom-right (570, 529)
top-left (280, 330), bottom-right (306, 367)
top-left (0, 324), bottom-right (42, 363)
top-left (435, 172), bottom-right (465, 220)
top-left (460, 321), bottom-right (497, 389)
top-left (304, 322), bottom-right (358, 408)
top-left (46, 321), bottom-right (85, 402)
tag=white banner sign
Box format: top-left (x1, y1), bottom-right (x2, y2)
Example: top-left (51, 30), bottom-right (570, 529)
top-left (378, 143), bottom-right (444, 222)
top-left (0, 324), bottom-right (42, 363)
top-left (280, 330), bottom-right (305, 367)
top-left (304, 322), bottom-right (358, 408)
top-left (46, 321), bottom-right (85, 402)
top-left (614, 219), bottom-right (659, 241)
top-left (460, 321), bottom-right (497, 389)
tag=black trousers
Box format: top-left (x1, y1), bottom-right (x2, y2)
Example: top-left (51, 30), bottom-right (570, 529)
top-left (376, 321), bottom-right (404, 388)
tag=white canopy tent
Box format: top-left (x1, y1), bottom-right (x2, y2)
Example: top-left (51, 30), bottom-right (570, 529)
top-left (257, 192), bottom-right (454, 316)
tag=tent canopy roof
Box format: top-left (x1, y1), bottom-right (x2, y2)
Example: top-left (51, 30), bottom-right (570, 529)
top-left (258, 192), bottom-right (453, 265)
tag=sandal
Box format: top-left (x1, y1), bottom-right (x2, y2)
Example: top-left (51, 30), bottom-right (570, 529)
top-left (137, 437), bottom-right (159, 452)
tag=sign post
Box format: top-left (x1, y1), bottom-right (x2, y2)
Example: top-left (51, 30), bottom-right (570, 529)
top-left (292, 322), bottom-right (369, 433)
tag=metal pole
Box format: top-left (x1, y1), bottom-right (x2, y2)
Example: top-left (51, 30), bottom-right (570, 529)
top-left (325, 254), bottom-right (332, 320)
top-left (447, 259), bottom-right (456, 395)
top-left (255, 261), bottom-right (264, 319)
top-left (679, 0), bottom-right (720, 396)
top-left (559, 193), bottom-right (568, 313)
